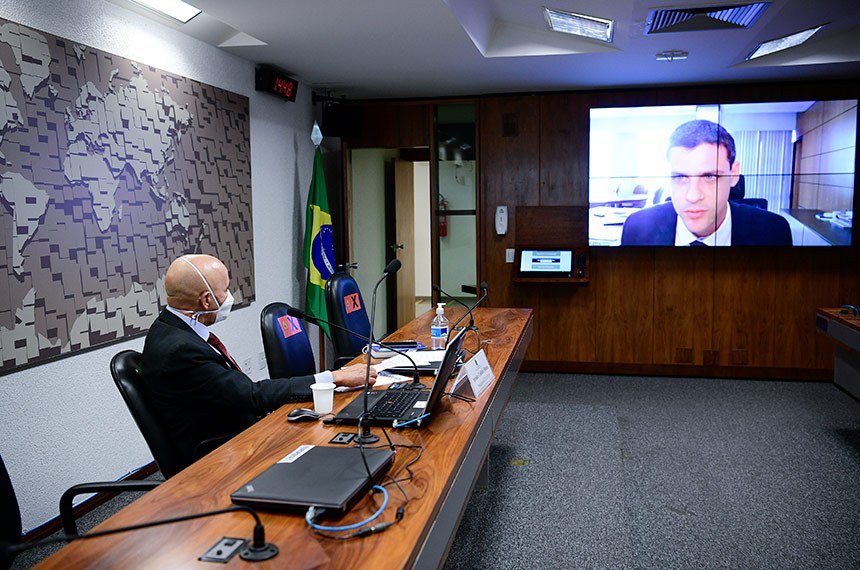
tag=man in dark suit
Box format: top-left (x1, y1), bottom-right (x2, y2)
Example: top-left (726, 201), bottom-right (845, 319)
top-left (142, 254), bottom-right (373, 469)
top-left (620, 120), bottom-right (792, 246)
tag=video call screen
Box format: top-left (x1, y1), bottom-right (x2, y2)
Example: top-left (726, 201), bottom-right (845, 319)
top-left (587, 100), bottom-right (857, 247)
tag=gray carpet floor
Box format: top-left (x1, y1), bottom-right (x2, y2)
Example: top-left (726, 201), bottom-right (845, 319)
top-left (445, 373), bottom-right (860, 570)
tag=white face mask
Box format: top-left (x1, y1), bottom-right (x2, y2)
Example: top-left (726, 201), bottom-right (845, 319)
top-left (177, 257), bottom-right (234, 324)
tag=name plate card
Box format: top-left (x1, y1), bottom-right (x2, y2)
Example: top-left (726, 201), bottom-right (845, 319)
top-left (452, 349), bottom-right (496, 398)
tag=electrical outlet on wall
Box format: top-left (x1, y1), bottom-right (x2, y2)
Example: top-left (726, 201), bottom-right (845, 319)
top-left (506, 249), bottom-right (515, 263)
top-left (242, 357), bottom-right (253, 375)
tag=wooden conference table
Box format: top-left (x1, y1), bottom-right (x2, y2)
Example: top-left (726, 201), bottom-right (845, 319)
top-left (37, 307), bottom-right (533, 569)
top-left (816, 307), bottom-right (860, 399)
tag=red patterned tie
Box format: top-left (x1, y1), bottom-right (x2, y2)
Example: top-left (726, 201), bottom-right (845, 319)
top-left (207, 332), bottom-right (240, 370)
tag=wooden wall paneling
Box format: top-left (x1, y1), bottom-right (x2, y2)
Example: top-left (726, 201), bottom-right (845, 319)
top-left (345, 102), bottom-right (431, 149)
top-left (479, 96), bottom-right (541, 359)
top-left (395, 103), bottom-right (431, 148)
top-left (591, 247), bottom-right (656, 364)
top-left (514, 206), bottom-right (587, 246)
top-left (348, 104), bottom-right (399, 148)
top-left (712, 250), bottom-right (783, 368)
top-left (537, 284), bottom-right (597, 362)
top-left (539, 94), bottom-right (589, 207)
top-left (512, 205), bottom-right (594, 361)
top-left (770, 248), bottom-right (843, 369)
top-left (652, 249), bottom-right (714, 366)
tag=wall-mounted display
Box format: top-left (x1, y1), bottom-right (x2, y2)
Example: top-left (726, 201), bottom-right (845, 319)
top-left (588, 100), bottom-right (856, 247)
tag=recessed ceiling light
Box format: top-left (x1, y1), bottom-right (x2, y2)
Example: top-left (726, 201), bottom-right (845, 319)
top-left (128, 0), bottom-right (202, 24)
top-left (747, 25), bottom-right (824, 60)
top-left (544, 7), bottom-right (614, 43)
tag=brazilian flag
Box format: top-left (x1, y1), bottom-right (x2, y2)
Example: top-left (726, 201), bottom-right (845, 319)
top-left (303, 147), bottom-right (335, 337)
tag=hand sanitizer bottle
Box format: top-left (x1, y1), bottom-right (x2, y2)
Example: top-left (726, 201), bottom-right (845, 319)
top-left (430, 302), bottom-right (449, 349)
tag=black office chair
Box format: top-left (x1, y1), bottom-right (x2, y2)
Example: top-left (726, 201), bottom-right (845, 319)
top-left (0, 453), bottom-right (159, 567)
top-left (260, 302), bottom-right (317, 378)
top-left (325, 271), bottom-right (372, 363)
top-left (0, 454), bottom-right (21, 570)
top-left (111, 350), bottom-right (193, 480)
top-left (111, 351), bottom-right (239, 481)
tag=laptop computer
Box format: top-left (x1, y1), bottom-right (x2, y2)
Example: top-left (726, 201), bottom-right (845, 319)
top-left (230, 445), bottom-right (394, 516)
top-left (331, 330), bottom-right (466, 428)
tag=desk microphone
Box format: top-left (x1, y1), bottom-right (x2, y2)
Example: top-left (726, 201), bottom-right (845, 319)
top-left (286, 307), bottom-right (423, 388)
top-left (433, 284), bottom-right (478, 331)
top-left (449, 281), bottom-right (489, 332)
top-left (0, 506), bottom-right (277, 565)
top-left (357, 259), bottom-right (401, 443)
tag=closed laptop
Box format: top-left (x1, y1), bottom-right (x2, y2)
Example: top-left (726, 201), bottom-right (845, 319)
top-left (230, 445), bottom-right (394, 516)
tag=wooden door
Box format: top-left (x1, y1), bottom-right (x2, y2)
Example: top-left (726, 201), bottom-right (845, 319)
top-left (394, 159), bottom-right (416, 327)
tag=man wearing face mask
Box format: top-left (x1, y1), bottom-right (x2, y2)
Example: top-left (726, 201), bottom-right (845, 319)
top-left (141, 254), bottom-right (374, 470)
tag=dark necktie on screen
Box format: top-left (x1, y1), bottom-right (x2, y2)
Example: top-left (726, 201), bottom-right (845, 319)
top-left (207, 332), bottom-right (240, 370)
top-left (689, 240), bottom-right (708, 246)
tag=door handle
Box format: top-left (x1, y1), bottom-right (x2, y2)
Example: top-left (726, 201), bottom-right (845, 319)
top-left (390, 243), bottom-right (404, 251)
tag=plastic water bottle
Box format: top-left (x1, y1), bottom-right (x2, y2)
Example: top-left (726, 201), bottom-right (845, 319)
top-left (430, 302), bottom-right (449, 349)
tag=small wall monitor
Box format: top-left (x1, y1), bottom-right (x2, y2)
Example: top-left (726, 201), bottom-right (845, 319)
top-left (517, 249), bottom-right (573, 278)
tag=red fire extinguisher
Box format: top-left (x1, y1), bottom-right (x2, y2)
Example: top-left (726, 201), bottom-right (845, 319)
top-left (439, 195), bottom-right (448, 237)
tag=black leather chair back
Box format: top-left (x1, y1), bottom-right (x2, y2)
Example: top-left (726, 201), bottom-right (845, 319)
top-left (260, 302), bottom-right (316, 378)
top-left (110, 350), bottom-right (184, 479)
top-left (0, 454), bottom-right (21, 570)
top-left (325, 272), bottom-right (372, 360)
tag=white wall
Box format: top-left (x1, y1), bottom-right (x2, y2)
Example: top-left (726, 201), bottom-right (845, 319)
top-left (0, 0), bottom-right (315, 532)
top-left (349, 149), bottom-right (396, 338)
top-left (413, 162), bottom-right (432, 298)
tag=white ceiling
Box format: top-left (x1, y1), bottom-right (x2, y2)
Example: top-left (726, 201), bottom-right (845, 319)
top-left (120, 0), bottom-right (860, 99)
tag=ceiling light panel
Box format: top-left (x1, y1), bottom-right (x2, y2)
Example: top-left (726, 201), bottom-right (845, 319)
top-left (128, 0), bottom-right (201, 24)
top-left (544, 7), bottom-right (614, 43)
top-left (747, 25), bottom-right (824, 60)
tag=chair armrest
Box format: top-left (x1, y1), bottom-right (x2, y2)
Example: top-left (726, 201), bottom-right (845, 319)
top-left (60, 480), bottom-right (161, 536)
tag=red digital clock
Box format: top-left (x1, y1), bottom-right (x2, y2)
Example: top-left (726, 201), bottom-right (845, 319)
top-left (255, 66), bottom-right (299, 102)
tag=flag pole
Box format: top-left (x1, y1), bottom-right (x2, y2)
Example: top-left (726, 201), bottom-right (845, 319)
top-left (305, 122), bottom-right (333, 370)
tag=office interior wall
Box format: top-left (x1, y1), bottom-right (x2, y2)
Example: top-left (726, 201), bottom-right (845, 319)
top-left (349, 149), bottom-right (396, 338)
top-left (478, 85), bottom-right (859, 377)
top-left (0, 0), bottom-right (315, 531)
top-left (413, 162), bottom-right (432, 298)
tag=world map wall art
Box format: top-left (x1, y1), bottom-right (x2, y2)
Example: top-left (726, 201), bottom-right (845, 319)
top-left (0, 17), bottom-right (254, 374)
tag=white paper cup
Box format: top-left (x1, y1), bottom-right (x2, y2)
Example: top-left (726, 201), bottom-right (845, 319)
top-left (310, 382), bottom-right (336, 414)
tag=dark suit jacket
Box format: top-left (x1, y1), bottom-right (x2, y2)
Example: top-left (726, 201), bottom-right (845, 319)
top-left (141, 309), bottom-right (314, 468)
top-left (620, 202), bottom-right (793, 246)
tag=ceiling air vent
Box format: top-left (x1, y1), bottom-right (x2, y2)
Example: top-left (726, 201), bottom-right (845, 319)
top-left (644, 2), bottom-right (770, 34)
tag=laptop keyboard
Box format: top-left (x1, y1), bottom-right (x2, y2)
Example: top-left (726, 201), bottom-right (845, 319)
top-left (370, 391), bottom-right (419, 418)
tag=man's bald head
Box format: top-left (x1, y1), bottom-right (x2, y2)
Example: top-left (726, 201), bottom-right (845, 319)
top-left (165, 255), bottom-right (230, 317)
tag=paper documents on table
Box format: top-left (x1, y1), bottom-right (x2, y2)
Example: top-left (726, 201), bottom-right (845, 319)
top-left (372, 350), bottom-right (446, 386)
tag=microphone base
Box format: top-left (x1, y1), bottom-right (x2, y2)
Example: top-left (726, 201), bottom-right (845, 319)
top-left (239, 543), bottom-right (279, 561)
top-left (406, 382), bottom-right (426, 390)
top-left (354, 431), bottom-right (380, 444)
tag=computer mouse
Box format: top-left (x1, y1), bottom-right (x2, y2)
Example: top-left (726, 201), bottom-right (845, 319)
top-left (287, 408), bottom-right (320, 422)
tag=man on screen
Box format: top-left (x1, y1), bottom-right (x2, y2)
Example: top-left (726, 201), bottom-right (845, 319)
top-left (620, 120), bottom-right (792, 246)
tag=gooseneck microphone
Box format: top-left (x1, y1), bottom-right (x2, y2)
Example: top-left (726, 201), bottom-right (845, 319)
top-left (0, 506), bottom-right (277, 566)
top-left (286, 307), bottom-right (423, 388)
top-left (449, 281), bottom-right (489, 332)
top-left (433, 284), bottom-right (476, 330)
top-left (356, 259), bottom-right (402, 444)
